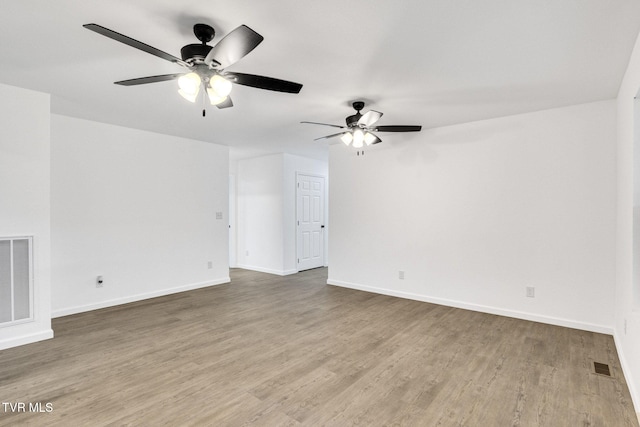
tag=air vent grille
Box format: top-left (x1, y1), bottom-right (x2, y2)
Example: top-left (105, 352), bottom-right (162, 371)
top-left (0, 236), bottom-right (33, 326)
top-left (593, 362), bottom-right (611, 377)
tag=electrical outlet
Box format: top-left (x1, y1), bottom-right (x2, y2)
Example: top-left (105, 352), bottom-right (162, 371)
top-left (399, 270), bottom-right (405, 280)
top-left (96, 275), bottom-right (104, 288)
top-left (526, 286), bottom-right (535, 298)
top-left (216, 212), bottom-right (223, 220)
top-left (207, 261), bottom-right (213, 269)
top-left (246, 250), bottom-right (249, 256)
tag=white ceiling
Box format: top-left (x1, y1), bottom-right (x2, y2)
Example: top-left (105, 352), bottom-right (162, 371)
top-left (1, 1), bottom-right (639, 161)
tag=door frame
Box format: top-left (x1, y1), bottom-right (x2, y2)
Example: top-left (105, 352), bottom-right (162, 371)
top-left (229, 174), bottom-right (237, 268)
top-left (295, 172), bottom-right (327, 272)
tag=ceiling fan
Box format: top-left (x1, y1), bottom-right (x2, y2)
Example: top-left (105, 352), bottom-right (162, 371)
top-left (83, 22), bottom-right (303, 115)
top-left (301, 101), bottom-right (421, 154)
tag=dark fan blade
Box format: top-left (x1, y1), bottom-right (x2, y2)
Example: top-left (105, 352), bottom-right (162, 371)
top-left (83, 24), bottom-right (187, 66)
top-left (216, 96), bottom-right (234, 109)
top-left (358, 110), bottom-right (383, 127)
top-left (204, 25), bottom-right (264, 69)
top-left (375, 125), bottom-right (422, 132)
top-left (300, 121), bottom-right (346, 129)
top-left (314, 132), bottom-right (345, 141)
top-left (114, 73), bottom-right (185, 86)
top-left (369, 134), bottom-right (382, 145)
top-left (229, 72), bottom-right (302, 93)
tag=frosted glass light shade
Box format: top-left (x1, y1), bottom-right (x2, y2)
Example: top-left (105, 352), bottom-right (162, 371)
top-left (340, 132), bottom-right (353, 146)
top-left (206, 87), bottom-right (228, 105)
top-left (178, 73), bottom-right (201, 103)
top-left (178, 73), bottom-right (201, 93)
top-left (352, 129), bottom-right (364, 148)
top-left (364, 132), bottom-right (377, 146)
top-left (178, 89), bottom-right (198, 103)
top-left (209, 75), bottom-right (232, 97)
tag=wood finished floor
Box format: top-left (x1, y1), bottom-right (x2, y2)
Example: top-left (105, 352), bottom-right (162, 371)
top-left (0, 268), bottom-right (637, 426)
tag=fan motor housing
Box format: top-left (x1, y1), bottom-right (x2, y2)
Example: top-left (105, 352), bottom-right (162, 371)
top-left (181, 44), bottom-right (213, 63)
top-left (345, 113), bottom-right (362, 128)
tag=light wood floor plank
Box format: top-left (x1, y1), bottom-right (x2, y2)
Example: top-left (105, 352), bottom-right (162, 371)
top-left (0, 268), bottom-right (637, 426)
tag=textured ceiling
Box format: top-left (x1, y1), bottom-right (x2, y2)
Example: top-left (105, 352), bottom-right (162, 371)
top-left (1, 1), bottom-right (639, 160)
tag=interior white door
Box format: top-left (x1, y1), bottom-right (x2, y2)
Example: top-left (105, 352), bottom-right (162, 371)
top-left (297, 174), bottom-right (325, 271)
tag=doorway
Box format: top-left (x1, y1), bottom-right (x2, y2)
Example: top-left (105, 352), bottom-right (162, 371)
top-left (229, 174), bottom-right (236, 268)
top-left (296, 173), bottom-right (325, 271)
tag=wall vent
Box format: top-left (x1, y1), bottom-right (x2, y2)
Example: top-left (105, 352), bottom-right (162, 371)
top-left (0, 237), bottom-right (33, 326)
top-left (593, 362), bottom-right (612, 377)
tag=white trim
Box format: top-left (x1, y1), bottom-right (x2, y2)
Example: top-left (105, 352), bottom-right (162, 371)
top-left (10, 239), bottom-right (14, 320)
top-left (0, 329), bottom-right (53, 351)
top-left (52, 277), bottom-right (230, 318)
top-left (0, 317), bottom-right (33, 329)
top-left (614, 331), bottom-right (640, 417)
top-left (28, 236), bottom-right (34, 320)
top-left (229, 174), bottom-right (237, 269)
top-left (236, 264), bottom-right (297, 276)
top-left (327, 278), bottom-right (613, 335)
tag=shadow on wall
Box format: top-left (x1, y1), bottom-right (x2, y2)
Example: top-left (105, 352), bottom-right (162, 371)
top-left (383, 116), bottom-right (522, 167)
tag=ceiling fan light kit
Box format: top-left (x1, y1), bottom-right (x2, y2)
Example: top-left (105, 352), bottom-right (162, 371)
top-left (83, 22), bottom-right (303, 115)
top-left (177, 72), bottom-right (232, 105)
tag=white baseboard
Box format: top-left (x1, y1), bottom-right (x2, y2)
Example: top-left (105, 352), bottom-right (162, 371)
top-left (0, 329), bottom-right (54, 351)
top-left (327, 278), bottom-right (613, 335)
top-left (236, 264), bottom-right (297, 276)
top-left (52, 277), bottom-right (230, 318)
top-left (613, 330), bottom-right (640, 418)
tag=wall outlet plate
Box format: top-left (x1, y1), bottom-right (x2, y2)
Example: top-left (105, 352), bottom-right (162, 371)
top-left (526, 286), bottom-right (535, 298)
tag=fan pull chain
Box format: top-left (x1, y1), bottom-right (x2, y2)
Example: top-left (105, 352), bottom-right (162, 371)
top-left (202, 89), bottom-right (206, 117)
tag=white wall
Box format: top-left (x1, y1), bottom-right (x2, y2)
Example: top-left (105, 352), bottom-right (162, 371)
top-left (0, 83), bottom-right (53, 349)
top-left (235, 153), bottom-right (328, 275)
top-left (329, 100), bottom-right (616, 333)
top-left (51, 115), bottom-right (229, 316)
top-left (616, 27), bottom-right (640, 416)
top-left (236, 154), bottom-right (285, 274)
